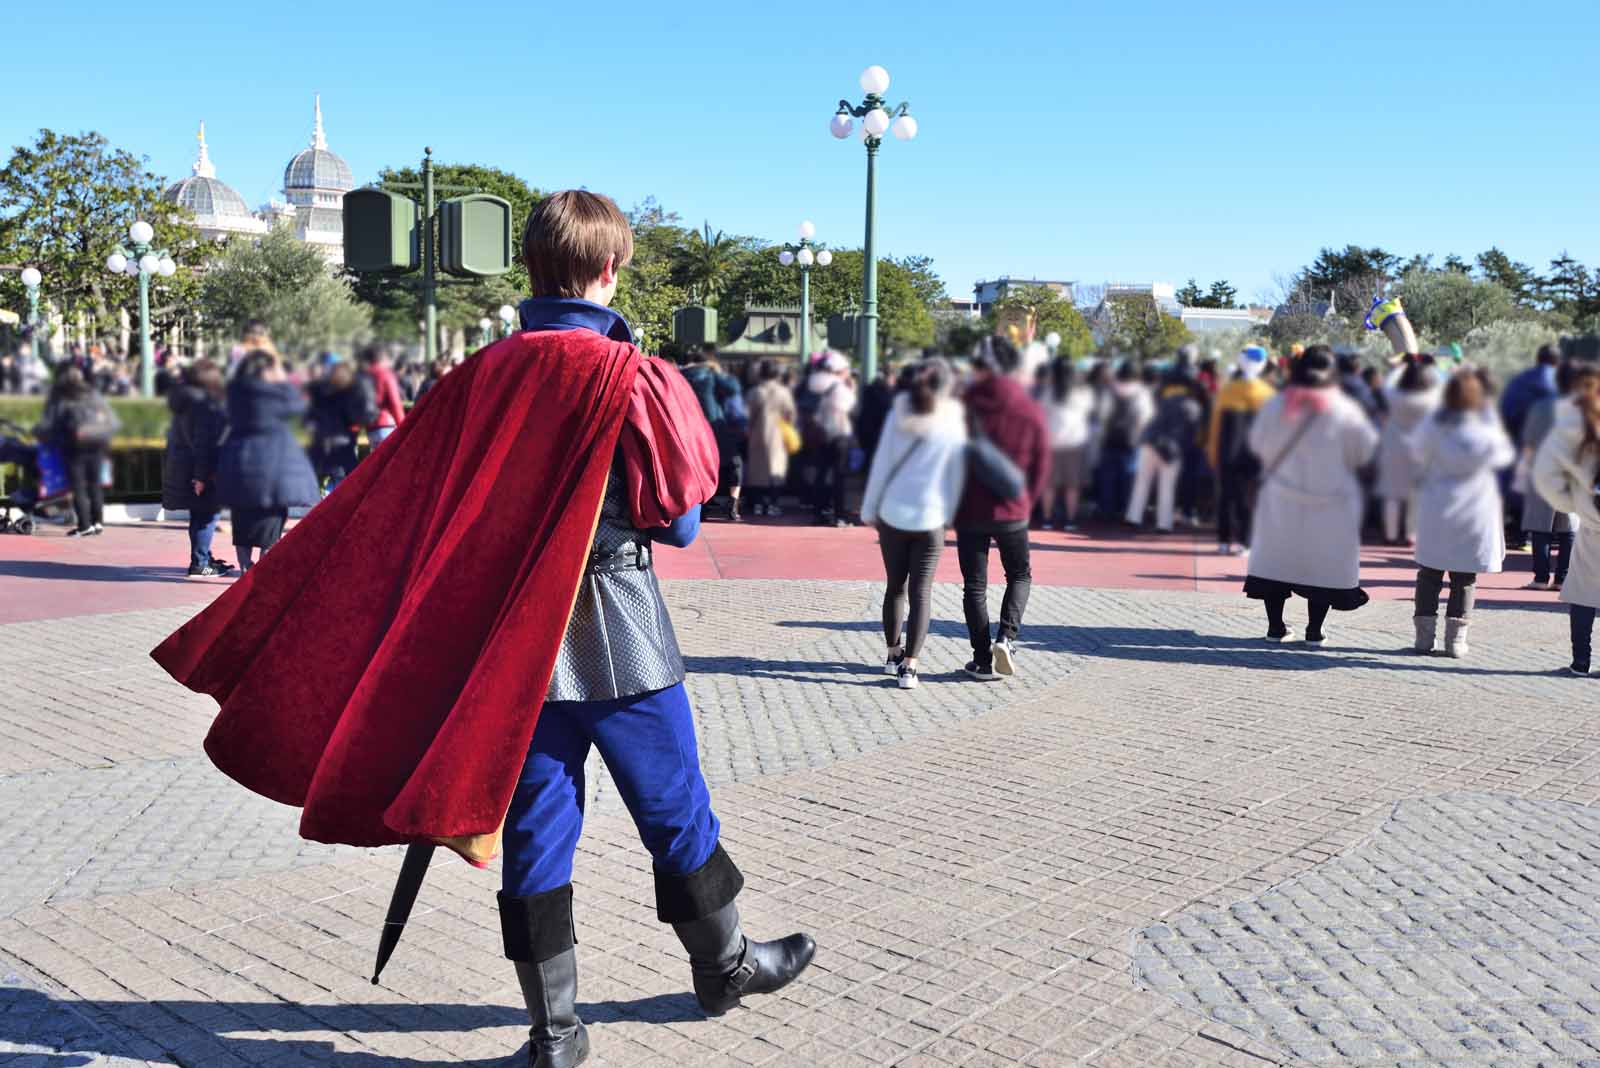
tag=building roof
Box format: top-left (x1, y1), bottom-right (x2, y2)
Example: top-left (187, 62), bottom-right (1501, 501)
top-left (162, 121), bottom-right (265, 234)
top-left (284, 96), bottom-right (354, 192)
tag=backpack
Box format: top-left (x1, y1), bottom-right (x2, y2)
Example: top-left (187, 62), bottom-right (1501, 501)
top-left (682, 365), bottom-right (723, 426)
top-left (1102, 392), bottom-right (1140, 452)
top-left (352, 371), bottom-right (381, 427)
top-left (68, 396), bottom-right (120, 449)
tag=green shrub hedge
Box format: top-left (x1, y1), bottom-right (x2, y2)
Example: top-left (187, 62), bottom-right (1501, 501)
top-left (0, 396), bottom-right (172, 444)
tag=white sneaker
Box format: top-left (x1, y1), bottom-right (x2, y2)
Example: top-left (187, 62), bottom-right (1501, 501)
top-left (897, 664), bottom-right (919, 689)
top-left (992, 639), bottom-right (1017, 677)
top-left (884, 653), bottom-right (904, 676)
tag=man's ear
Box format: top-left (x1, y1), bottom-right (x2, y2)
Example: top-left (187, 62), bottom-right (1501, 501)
top-left (601, 253), bottom-right (618, 288)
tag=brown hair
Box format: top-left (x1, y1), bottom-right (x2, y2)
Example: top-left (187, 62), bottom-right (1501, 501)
top-left (521, 190), bottom-right (634, 298)
top-left (1571, 363), bottom-right (1600, 459)
top-left (1442, 368), bottom-right (1485, 413)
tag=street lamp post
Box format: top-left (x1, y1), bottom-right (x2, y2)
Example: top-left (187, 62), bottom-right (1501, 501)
top-left (103, 220), bottom-right (176, 396)
top-left (19, 266), bottom-right (49, 368)
top-left (477, 316), bottom-right (494, 348)
top-left (830, 65), bottom-right (917, 384)
top-left (777, 221), bottom-right (833, 365)
top-left (498, 303), bottom-right (517, 339)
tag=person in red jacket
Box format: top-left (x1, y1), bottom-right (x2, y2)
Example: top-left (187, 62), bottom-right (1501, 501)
top-left (955, 336), bottom-right (1052, 680)
top-left (359, 346), bottom-right (407, 446)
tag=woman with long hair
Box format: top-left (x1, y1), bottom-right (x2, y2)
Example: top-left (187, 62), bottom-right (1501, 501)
top-left (1520, 359), bottom-right (1585, 589)
top-left (218, 350), bottom-right (319, 571)
top-left (1244, 345), bottom-right (1380, 645)
top-left (1409, 368), bottom-right (1514, 657)
top-left (744, 358), bottom-right (797, 517)
top-left (1532, 358), bottom-right (1600, 675)
top-left (1375, 358), bottom-right (1441, 545)
top-left (859, 357), bottom-right (966, 690)
top-left (44, 365), bottom-right (117, 537)
top-left (1041, 357), bottom-right (1092, 529)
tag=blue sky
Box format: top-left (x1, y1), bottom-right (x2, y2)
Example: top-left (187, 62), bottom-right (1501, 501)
top-left (6, 0), bottom-right (1594, 304)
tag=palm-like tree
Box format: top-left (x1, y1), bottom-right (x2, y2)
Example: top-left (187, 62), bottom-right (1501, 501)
top-left (671, 223), bottom-right (740, 306)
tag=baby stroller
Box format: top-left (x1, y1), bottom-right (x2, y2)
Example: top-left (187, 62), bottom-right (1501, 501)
top-left (0, 419), bottom-right (70, 535)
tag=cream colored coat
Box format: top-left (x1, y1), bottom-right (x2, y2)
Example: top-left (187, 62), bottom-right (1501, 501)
top-left (745, 380), bottom-right (797, 488)
top-left (1532, 399), bottom-right (1600, 609)
top-left (1247, 388), bottom-right (1380, 590)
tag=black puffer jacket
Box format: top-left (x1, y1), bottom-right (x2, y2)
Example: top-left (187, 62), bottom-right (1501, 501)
top-left (162, 385), bottom-right (228, 511)
top-left (305, 379), bottom-right (369, 481)
top-left (217, 377), bottom-right (319, 510)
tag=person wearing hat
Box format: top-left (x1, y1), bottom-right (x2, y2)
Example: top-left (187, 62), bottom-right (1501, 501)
top-left (1244, 344), bottom-right (1379, 645)
top-left (1206, 345), bottom-right (1276, 555)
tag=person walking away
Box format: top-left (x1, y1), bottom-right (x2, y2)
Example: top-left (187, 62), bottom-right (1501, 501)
top-left (155, 191), bottom-right (816, 1068)
top-left (744, 359), bottom-right (796, 516)
top-left (956, 336), bottom-right (1051, 680)
top-left (1093, 361), bottom-right (1151, 523)
top-left (359, 346), bottom-right (406, 448)
top-left (680, 344), bottom-right (747, 521)
top-left (1245, 345), bottom-right (1379, 646)
top-left (1125, 371), bottom-right (1203, 533)
top-left (43, 366), bottom-right (118, 537)
top-left (219, 350), bottom-right (319, 571)
top-left (856, 366), bottom-right (895, 471)
top-left (1410, 369), bottom-right (1514, 657)
top-left (1531, 359), bottom-right (1600, 676)
top-left (1519, 360), bottom-right (1583, 589)
top-left (803, 352), bottom-right (857, 526)
top-left (162, 360), bottom-right (232, 575)
top-left (307, 359), bottom-right (377, 498)
top-left (1041, 358), bottom-right (1092, 530)
top-left (1207, 345), bottom-right (1275, 555)
top-left (860, 358), bottom-right (966, 690)
top-left (1375, 359), bottom-right (1442, 545)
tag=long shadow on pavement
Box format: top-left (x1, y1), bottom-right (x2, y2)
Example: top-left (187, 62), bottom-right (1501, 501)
top-left (0, 560), bottom-right (196, 585)
top-left (0, 985), bottom-right (702, 1067)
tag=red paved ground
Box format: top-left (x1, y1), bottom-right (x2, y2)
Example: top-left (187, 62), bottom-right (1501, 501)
top-left (0, 515), bottom-right (1562, 624)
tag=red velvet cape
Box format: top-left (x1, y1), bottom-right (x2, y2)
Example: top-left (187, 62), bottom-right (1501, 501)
top-left (151, 332), bottom-right (717, 862)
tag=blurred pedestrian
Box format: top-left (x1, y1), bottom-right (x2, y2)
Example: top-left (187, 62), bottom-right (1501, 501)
top-left (1410, 369), bottom-right (1514, 657)
top-left (307, 358), bottom-right (376, 497)
top-left (219, 350), bottom-right (319, 571)
top-left (1125, 368), bottom-right (1203, 533)
top-left (162, 360), bottom-right (233, 575)
top-left (1207, 345), bottom-right (1275, 555)
top-left (1375, 359), bottom-right (1441, 545)
top-left (956, 336), bottom-right (1051, 680)
top-left (744, 359), bottom-right (796, 517)
top-left (681, 343), bottom-right (747, 521)
top-left (802, 352), bottom-right (857, 526)
top-left (1245, 345), bottom-right (1379, 646)
top-left (1041, 357), bottom-right (1092, 530)
top-left (1093, 361), bottom-right (1151, 522)
top-left (42, 365), bottom-right (118, 537)
top-left (861, 358), bottom-right (966, 690)
top-left (1520, 360), bottom-right (1584, 590)
top-left (1531, 359), bottom-right (1600, 676)
top-left (359, 346), bottom-right (406, 448)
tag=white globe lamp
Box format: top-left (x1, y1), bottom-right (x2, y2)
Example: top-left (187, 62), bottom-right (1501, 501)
top-left (816, 249), bottom-right (833, 267)
top-left (859, 65), bottom-right (890, 95)
top-left (105, 253), bottom-right (127, 274)
top-left (158, 257), bottom-right (177, 277)
top-left (798, 220), bottom-right (816, 240)
top-left (778, 250), bottom-right (795, 267)
top-left (891, 115), bottom-right (919, 141)
top-left (138, 253), bottom-right (160, 275)
top-left (830, 113), bottom-right (853, 139)
top-left (797, 248), bottom-right (815, 267)
top-left (864, 108), bottom-right (891, 136)
top-left (128, 220), bottom-right (154, 245)
top-left (19, 267), bottom-right (41, 288)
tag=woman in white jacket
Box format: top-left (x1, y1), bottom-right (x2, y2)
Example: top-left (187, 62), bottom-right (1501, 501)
top-left (1375, 359), bottom-right (1441, 545)
top-left (860, 358), bottom-right (967, 690)
top-left (1531, 361), bottom-right (1600, 676)
top-left (1409, 369), bottom-right (1515, 658)
top-left (1245, 346), bottom-right (1380, 646)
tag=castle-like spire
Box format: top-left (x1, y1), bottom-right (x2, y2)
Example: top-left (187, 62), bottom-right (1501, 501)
top-left (311, 93), bottom-right (327, 150)
top-left (193, 120), bottom-right (216, 178)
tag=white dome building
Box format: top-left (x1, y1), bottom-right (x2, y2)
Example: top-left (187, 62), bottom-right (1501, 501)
top-left (281, 95), bottom-right (354, 263)
top-left (162, 122), bottom-right (268, 241)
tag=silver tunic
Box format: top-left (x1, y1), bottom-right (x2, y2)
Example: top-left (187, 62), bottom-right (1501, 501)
top-left (546, 455), bottom-right (686, 702)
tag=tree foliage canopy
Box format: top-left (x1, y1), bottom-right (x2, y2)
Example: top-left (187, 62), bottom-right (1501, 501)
top-left (993, 284), bottom-right (1094, 358)
top-left (203, 228), bottom-right (369, 358)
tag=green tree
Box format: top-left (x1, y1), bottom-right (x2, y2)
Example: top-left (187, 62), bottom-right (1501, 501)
top-left (1293, 244), bottom-right (1401, 328)
top-left (671, 223), bottom-right (742, 305)
top-left (346, 162), bottom-right (541, 342)
top-left (994, 284), bottom-right (1093, 358)
top-left (1392, 268), bottom-right (1519, 342)
top-left (0, 129), bottom-right (200, 345)
top-left (612, 198), bottom-right (691, 351)
top-left (202, 227), bottom-right (368, 358)
top-left (1474, 247), bottom-right (1539, 307)
top-left (1539, 252), bottom-right (1600, 328)
top-left (1101, 294), bottom-right (1192, 359)
top-left (1176, 279), bottom-right (1205, 307)
top-left (1205, 280), bottom-right (1239, 308)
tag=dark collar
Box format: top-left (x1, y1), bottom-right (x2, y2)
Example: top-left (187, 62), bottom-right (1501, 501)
top-left (518, 297), bottom-right (634, 344)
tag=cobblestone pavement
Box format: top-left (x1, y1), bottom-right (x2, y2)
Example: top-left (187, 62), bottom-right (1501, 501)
top-left (2, 577), bottom-right (1596, 1067)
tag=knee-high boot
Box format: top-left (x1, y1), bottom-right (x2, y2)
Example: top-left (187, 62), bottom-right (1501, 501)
top-left (500, 886), bottom-right (589, 1068)
top-left (654, 844), bottom-right (816, 1015)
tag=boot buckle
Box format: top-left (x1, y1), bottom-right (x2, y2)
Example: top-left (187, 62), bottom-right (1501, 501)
top-left (725, 957), bottom-right (757, 995)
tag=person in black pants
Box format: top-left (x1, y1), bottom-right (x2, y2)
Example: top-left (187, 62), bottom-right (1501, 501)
top-left (42, 366), bottom-right (114, 537)
top-left (953, 338), bottom-right (1051, 680)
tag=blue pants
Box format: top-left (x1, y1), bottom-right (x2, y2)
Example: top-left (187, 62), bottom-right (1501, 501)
top-left (189, 505), bottom-right (220, 567)
top-left (1573, 604), bottom-right (1597, 672)
top-left (502, 682), bottom-right (720, 898)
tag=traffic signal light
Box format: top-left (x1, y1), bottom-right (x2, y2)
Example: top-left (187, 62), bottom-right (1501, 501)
top-left (343, 188), bottom-right (420, 274)
top-left (439, 194), bottom-right (513, 278)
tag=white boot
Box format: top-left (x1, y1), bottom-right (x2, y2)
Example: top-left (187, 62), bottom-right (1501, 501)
top-left (1444, 617), bottom-right (1469, 659)
top-left (1413, 616), bottom-right (1437, 654)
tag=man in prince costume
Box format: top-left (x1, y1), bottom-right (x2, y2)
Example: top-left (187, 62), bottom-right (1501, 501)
top-left (153, 191), bottom-right (815, 1067)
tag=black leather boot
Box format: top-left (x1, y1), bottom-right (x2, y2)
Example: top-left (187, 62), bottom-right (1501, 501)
top-left (672, 901), bottom-right (816, 1015)
top-left (500, 886), bottom-right (588, 1067)
top-left (654, 845), bottom-right (814, 1016)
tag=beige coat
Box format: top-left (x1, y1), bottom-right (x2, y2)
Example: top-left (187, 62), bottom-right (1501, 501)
top-left (745, 380), bottom-right (796, 488)
top-left (1532, 399), bottom-right (1600, 609)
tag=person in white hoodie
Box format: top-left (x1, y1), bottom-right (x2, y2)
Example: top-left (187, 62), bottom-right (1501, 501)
top-left (1375, 359), bottom-right (1442, 545)
top-left (859, 358), bottom-right (967, 690)
top-left (1409, 368), bottom-right (1515, 658)
top-left (1531, 359), bottom-right (1600, 676)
